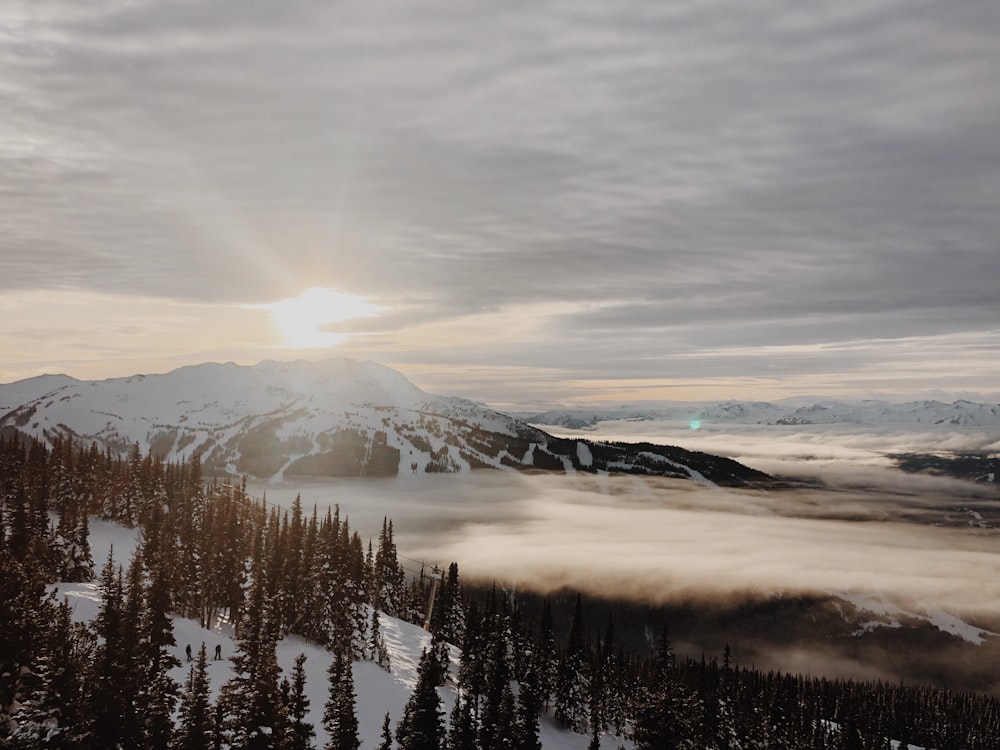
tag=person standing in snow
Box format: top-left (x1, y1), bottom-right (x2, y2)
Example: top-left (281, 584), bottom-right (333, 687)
top-left (186, 643), bottom-right (192, 662)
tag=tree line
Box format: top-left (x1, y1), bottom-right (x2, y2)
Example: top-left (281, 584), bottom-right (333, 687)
top-left (2, 433), bottom-right (999, 749)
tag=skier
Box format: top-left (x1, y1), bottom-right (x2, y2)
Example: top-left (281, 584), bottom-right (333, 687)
top-left (186, 643), bottom-right (192, 662)
top-left (214, 644), bottom-right (222, 660)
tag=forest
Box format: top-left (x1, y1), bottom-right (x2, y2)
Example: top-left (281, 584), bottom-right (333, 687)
top-left (2, 433), bottom-right (999, 749)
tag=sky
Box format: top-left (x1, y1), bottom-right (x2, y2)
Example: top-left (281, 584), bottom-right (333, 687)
top-left (3, 0), bottom-right (999, 408)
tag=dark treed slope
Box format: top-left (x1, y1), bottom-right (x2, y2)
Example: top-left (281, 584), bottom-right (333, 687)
top-left (0, 358), bottom-right (768, 486)
top-left (3, 436), bottom-right (1000, 748)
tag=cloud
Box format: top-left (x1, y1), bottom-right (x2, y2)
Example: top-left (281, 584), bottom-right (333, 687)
top-left (254, 453), bottom-right (1000, 625)
top-left (3, 0), bottom-right (1000, 399)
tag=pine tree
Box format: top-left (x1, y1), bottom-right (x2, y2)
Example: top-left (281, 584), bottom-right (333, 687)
top-left (514, 658), bottom-right (543, 750)
top-left (555, 593), bottom-right (590, 732)
top-left (370, 609), bottom-right (391, 670)
top-left (175, 644), bottom-right (214, 750)
top-left (378, 712), bottom-right (394, 750)
top-left (5, 597), bottom-right (95, 749)
top-left (286, 653), bottom-right (315, 750)
top-left (372, 518), bottom-right (406, 617)
top-left (90, 549), bottom-right (145, 749)
top-left (396, 649), bottom-right (445, 750)
top-left (431, 562), bottom-right (465, 645)
top-left (0, 551), bottom-right (53, 744)
top-left (536, 597), bottom-right (557, 711)
top-left (142, 533), bottom-right (181, 750)
top-left (429, 627), bottom-right (451, 686)
top-left (480, 634), bottom-right (514, 750)
top-left (447, 690), bottom-right (478, 750)
top-left (457, 600), bottom-right (485, 718)
top-left (630, 624), bottom-right (702, 750)
top-left (218, 562), bottom-right (287, 750)
top-left (323, 652), bottom-right (359, 750)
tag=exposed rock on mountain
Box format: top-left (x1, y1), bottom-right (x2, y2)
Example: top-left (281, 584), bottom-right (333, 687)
top-left (0, 358), bottom-right (768, 485)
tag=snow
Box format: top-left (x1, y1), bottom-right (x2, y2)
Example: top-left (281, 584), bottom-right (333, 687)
top-left (575, 442), bottom-right (592, 468)
top-left (0, 358), bottom-right (547, 482)
top-left (838, 593), bottom-right (999, 645)
top-left (524, 397), bottom-right (1000, 429)
top-left (48, 518), bottom-right (629, 750)
top-left (0, 373), bottom-right (79, 413)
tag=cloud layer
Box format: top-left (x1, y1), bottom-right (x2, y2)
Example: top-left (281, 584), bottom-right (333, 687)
top-left (3, 0), bottom-right (999, 402)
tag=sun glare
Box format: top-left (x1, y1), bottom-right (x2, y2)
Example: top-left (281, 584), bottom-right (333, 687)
top-left (259, 287), bottom-right (385, 349)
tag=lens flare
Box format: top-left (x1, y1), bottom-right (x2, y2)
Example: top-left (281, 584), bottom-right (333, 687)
top-left (256, 287), bottom-right (385, 348)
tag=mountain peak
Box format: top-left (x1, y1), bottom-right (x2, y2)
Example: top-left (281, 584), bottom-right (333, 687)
top-left (0, 357), bottom-right (767, 487)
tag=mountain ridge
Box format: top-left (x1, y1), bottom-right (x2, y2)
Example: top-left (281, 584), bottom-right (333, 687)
top-left (0, 358), bottom-right (767, 486)
top-left (520, 398), bottom-right (1000, 429)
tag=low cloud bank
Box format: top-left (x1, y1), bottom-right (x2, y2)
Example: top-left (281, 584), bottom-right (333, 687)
top-left (257, 462), bottom-right (1000, 621)
top-left (255, 423), bottom-right (1000, 690)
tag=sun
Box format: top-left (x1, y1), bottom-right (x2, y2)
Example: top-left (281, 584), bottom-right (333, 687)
top-left (259, 287), bottom-right (385, 348)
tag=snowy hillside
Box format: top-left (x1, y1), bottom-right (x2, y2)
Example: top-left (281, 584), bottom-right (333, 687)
top-left (53, 520), bottom-right (626, 750)
top-left (522, 398), bottom-right (1000, 429)
top-left (0, 358), bottom-right (768, 486)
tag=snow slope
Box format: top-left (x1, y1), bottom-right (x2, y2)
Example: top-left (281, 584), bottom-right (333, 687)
top-left (0, 358), bottom-right (768, 486)
top-left (0, 358), bottom-right (547, 476)
top-left (53, 521), bottom-right (628, 750)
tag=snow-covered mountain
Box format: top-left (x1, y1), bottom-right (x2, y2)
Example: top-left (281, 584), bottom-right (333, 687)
top-left (523, 398), bottom-right (1000, 429)
top-left (0, 359), bottom-right (766, 485)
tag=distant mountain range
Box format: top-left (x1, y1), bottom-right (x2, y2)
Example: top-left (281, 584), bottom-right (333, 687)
top-left (0, 359), bottom-right (766, 486)
top-left (521, 398), bottom-right (1000, 429)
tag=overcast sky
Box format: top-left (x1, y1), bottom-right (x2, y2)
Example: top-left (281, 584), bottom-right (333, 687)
top-left (3, 0), bottom-right (999, 407)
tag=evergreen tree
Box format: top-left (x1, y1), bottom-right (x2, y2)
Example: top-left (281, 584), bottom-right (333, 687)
top-left (287, 653), bottom-right (315, 750)
top-left (218, 562), bottom-right (287, 750)
top-left (630, 624), bottom-right (702, 750)
top-left (142, 536), bottom-right (181, 750)
top-left (6, 597), bottom-right (95, 749)
top-left (396, 649), bottom-right (445, 750)
top-left (554, 593), bottom-right (590, 732)
top-left (457, 599), bottom-right (485, 719)
top-left (431, 562), bottom-right (465, 645)
top-left (90, 549), bottom-right (145, 749)
top-left (372, 518), bottom-right (406, 617)
top-left (323, 652), bottom-right (358, 750)
top-left (514, 659), bottom-right (543, 750)
top-left (370, 608), bottom-right (391, 670)
top-left (535, 597), bottom-right (557, 711)
top-left (377, 712), bottom-right (394, 750)
top-left (447, 690), bottom-right (478, 750)
top-left (479, 634), bottom-right (514, 750)
top-left (175, 644), bottom-right (214, 750)
top-left (0, 551), bottom-right (53, 744)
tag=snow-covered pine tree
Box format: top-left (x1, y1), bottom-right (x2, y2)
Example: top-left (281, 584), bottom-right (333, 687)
top-left (396, 649), bottom-right (446, 750)
top-left (218, 561), bottom-right (288, 750)
top-left (535, 597), bottom-right (557, 711)
top-left (446, 690), bottom-right (478, 750)
top-left (174, 644), bottom-right (214, 750)
top-left (554, 593), bottom-right (590, 732)
top-left (479, 634), bottom-right (514, 750)
top-left (630, 624), bottom-right (703, 750)
top-left (0, 550), bottom-right (52, 743)
top-left (431, 562), bottom-right (465, 645)
top-left (323, 651), bottom-right (359, 750)
top-left (369, 609), bottom-right (391, 670)
top-left (286, 653), bottom-right (315, 750)
top-left (372, 517), bottom-right (406, 618)
top-left (90, 549), bottom-right (146, 749)
top-left (514, 657), bottom-right (543, 750)
top-left (4, 585), bottom-right (94, 748)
